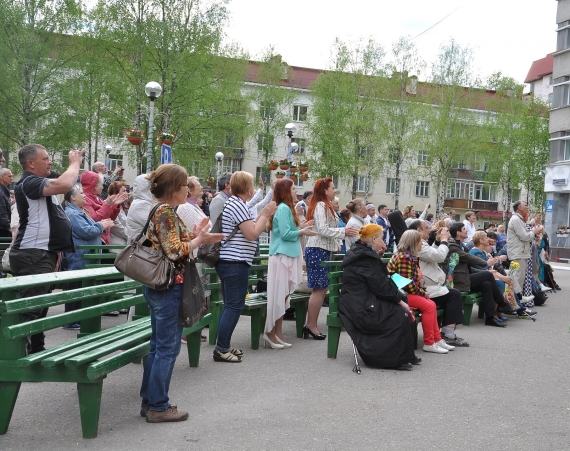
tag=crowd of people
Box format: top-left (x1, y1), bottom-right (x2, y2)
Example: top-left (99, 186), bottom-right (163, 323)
top-left (1, 143), bottom-right (561, 422)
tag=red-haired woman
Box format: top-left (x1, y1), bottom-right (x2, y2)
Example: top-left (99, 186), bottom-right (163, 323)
top-left (264, 179), bottom-right (317, 349)
top-left (304, 178), bottom-right (358, 339)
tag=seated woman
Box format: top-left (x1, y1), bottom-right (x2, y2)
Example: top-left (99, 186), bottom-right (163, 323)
top-left (338, 224), bottom-right (418, 371)
top-left (387, 230), bottom-right (455, 354)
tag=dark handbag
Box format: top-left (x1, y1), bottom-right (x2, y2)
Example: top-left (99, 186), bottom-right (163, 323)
top-left (179, 259), bottom-right (208, 327)
top-left (114, 203), bottom-right (176, 290)
top-left (197, 203), bottom-right (239, 266)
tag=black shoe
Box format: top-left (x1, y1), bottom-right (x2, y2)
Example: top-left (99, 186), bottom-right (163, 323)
top-left (322, 301), bottom-right (329, 307)
top-left (394, 362), bottom-right (413, 371)
top-left (485, 317), bottom-right (506, 328)
top-left (283, 313), bottom-right (296, 321)
top-left (411, 355), bottom-right (422, 365)
top-left (302, 326), bottom-right (326, 340)
top-left (555, 285), bottom-right (561, 290)
top-left (443, 335), bottom-right (470, 347)
top-left (103, 311), bottom-right (120, 317)
top-left (498, 305), bottom-right (518, 314)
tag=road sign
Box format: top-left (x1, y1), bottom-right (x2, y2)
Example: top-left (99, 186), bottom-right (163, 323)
top-left (546, 200), bottom-right (553, 212)
top-left (160, 144), bottom-right (172, 165)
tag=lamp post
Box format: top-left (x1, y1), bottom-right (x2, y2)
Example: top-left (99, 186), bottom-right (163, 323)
top-left (105, 145), bottom-right (112, 174)
top-left (284, 123), bottom-right (298, 178)
top-left (145, 81), bottom-right (162, 173)
top-left (215, 152), bottom-right (224, 188)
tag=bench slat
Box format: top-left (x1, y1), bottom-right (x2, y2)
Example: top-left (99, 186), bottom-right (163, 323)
top-left (0, 280), bottom-right (140, 314)
top-left (13, 318), bottom-right (151, 367)
top-left (87, 341), bottom-right (150, 381)
top-left (3, 295), bottom-right (146, 340)
top-left (42, 320), bottom-right (153, 368)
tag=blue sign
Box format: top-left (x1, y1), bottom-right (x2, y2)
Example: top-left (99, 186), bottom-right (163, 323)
top-left (546, 200), bottom-right (553, 213)
top-left (160, 144), bottom-right (172, 165)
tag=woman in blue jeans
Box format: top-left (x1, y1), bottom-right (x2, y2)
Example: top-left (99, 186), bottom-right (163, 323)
top-left (139, 164), bottom-right (223, 423)
top-left (214, 171), bottom-right (277, 362)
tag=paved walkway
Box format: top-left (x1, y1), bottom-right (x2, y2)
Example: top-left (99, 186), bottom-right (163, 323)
top-left (1, 272), bottom-right (570, 450)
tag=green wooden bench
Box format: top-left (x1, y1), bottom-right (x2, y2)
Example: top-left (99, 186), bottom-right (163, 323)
top-left (0, 237), bottom-right (11, 269)
top-left (0, 267), bottom-right (212, 439)
top-left (204, 264), bottom-right (310, 349)
top-left (77, 244), bottom-right (125, 269)
top-left (461, 291), bottom-right (483, 326)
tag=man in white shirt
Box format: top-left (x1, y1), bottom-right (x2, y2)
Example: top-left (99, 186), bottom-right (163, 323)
top-left (462, 211), bottom-right (476, 248)
top-left (366, 203), bottom-right (377, 225)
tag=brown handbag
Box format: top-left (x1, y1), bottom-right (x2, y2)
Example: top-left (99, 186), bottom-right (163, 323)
top-left (114, 203), bottom-right (176, 290)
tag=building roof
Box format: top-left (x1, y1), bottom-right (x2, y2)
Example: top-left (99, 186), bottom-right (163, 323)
top-left (524, 53), bottom-right (554, 84)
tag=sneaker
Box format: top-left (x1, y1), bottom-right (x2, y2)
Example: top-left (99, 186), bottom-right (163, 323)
top-left (525, 308), bottom-right (537, 316)
top-left (521, 295), bottom-right (534, 303)
top-left (423, 344), bottom-right (448, 354)
top-left (62, 323), bottom-right (80, 330)
top-left (443, 336), bottom-right (470, 347)
top-left (146, 405), bottom-right (188, 423)
top-left (436, 339), bottom-right (455, 351)
top-left (141, 403), bottom-right (176, 418)
top-left (181, 336), bottom-right (187, 344)
top-left (103, 311), bottom-right (120, 317)
top-left (539, 284), bottom-right (550, 292)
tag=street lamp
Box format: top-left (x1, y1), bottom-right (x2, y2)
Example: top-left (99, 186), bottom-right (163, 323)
top-left (145, 81), bottom-right (162, 173)
top-left (215, 151), bottom-right (224, 188)
top-left (284, 123), bottom-right (298, 178)
top-left (105, 145), bottom-right (112, 174)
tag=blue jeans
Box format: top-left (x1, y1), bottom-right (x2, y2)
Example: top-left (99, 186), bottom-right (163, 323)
top-left (140, 284), bottom-right (183, 412)
top-left (215, 261), bottom-right (249, 352)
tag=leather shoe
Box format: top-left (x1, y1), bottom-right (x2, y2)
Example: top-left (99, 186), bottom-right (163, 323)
top-left (497, 305), bottom-right (518, 314)
top-left (485, 317), bottom-right (506, 327)
top-left (394, 362), bottom-right (413, 371)
top-left (411, 354), bottom-right (422, 365)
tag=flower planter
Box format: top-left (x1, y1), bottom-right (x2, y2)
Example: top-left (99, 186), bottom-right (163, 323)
top-left (289, 167), bottom-right (298, 173)
top-left (556, 233), bottom-right (569, 238)
top-left (300, 175), bottom-right (309, 182)
top-left (267, 164), bottom-right (278, 171)
top-left (206, 180), bottom-right (214, 186)
top-left (289, 175), bottom-right (298, 181)
top-left (275, 174), bottom-right (285, 179)
top-left (127, 136), bottom-right (143, 146)
top-left (299, 165), bottom-right (309, 172)
top-left (279, 164), bottom-right (290, 170)
top-left (162, 139), bottom-right (173, 145)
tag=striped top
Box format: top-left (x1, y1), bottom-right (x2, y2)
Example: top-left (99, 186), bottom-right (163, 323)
top-left (219, 195), bottom-right (257, 265)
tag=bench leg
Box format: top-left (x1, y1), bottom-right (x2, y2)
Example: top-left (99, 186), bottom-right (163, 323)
top-left (77, 381), bottom-right (103, 439)
top-left (0, 381), bottom-right (21, 435)
top-left (477, 304), bottom-right (485, 320)
top-left (327, 326), bottom-right (341, 359)
top-left (186, 329), bottom-right (202, 368)
top-left (209, 304), bottom-right (222, 345)
top-left (412, 322), bottom-right (419, 350)
top-left (249, 309), bottom-right (263, 350)
top-left (463, 304), bottom-right (474, 326)
top-left (294, 301), bottom-right (307, 338)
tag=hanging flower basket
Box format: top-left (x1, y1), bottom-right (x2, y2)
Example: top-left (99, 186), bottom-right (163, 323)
top-left (289, 173), bottom-right (298, 181)
top-left (206, 178), bottom-right (214, 186)
top-left (556, 225), bottom-right (570, 237)
top-left (289, 165), bottom-right (298, 173)
top-left (299, 165), bottom-right (309, 172)
top-left (267, 159), bottom-right (279, 171)
top-left (275, 171), bottom-right (285, 179)
top-left (158, 132), bottom-right (175, 146)
top-left (300, 172), bottom-right (309, 181)
top-left (127, 136), bottom-right (143, 146)
top-left (123, 128), bottom-right (145, 146)
top-left (279, 159), bottom-right (290, 170)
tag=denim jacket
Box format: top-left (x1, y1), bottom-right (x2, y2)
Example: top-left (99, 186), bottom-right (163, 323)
top-left (64, 203), bottom-right (104, 271)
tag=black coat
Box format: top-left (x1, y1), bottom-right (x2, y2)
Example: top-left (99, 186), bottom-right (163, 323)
top-left (338, 241), bottom-right (415, 369)
top-left (387, 210), bottom-right (407, 244)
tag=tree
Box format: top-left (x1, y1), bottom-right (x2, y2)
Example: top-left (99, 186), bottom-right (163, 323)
top-left (418, 39), bottom-right (484, 217)
top-left (307, 38), bottom-right (386, 199)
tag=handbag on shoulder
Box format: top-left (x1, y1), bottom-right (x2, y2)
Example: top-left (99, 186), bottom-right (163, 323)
top-left (197, 203), bottom-right (239, 266)
top-left (114, 203), bottom-right (175, 291)
top-left (179, 259), bottom-right (208, 327)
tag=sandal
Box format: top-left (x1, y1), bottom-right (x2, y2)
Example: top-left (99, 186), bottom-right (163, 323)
top-left (228, 346), bottom-right (244, 356)
top-left (213, 350), bottom-right (242, 363)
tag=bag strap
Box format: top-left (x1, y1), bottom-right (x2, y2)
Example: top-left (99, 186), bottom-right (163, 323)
top-left (133, 202), bottom-right (164, 244)
top-left (218, 201), bottom-right (242, 249)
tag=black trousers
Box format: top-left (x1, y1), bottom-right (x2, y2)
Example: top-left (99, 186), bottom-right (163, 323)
top-left (9, 248), bottom-right (58, 354)
top-left (432, 288), bottom-right (464, 326)
top-left (469, 271), bottom-right (507, 318)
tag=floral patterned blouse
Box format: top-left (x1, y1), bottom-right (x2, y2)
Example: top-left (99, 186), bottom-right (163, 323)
top-left (147, 204), bottom-right (193, 284)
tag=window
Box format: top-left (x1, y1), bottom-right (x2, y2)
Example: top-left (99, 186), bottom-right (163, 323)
top-left (415, 181), bottom-right (429, 197)
top-left (221, 158), bottom-right (241, 173)
top-left (255, 166), bottom-right (270, 186)
top-left (293, 105), bottom-right (308, 122)
top-left (447, 180), bottom-right (470, 199)
top-left (388, 148), bottom-right (399, 164)
top-left (292, 138), bottom-right (306, 155)
top-left (257, 134), bottom-right (274, 152)
top-left (565, 139), bottom-right (570, 160)
top-left (359, 146), bottom-right (372, 160)
top-left (529, 83), bottom-right (535, 93)
top-left (550, 131), bottom-right (570, 161)
top-left (552, 82), bottom-right (570, 108)
top-left (474, 155), bottom-right (488, 172)
top-left (386, 177), bottom-right (398, 194)
top-left (549, 93), bottom-right (554, 103)
top-left (417, 150), bottom-right (429, 166)
top-left (260, 104), bottom-right (275, 119)
top-left (511, 188), bottom-right (521, 201)
top-left (106, 154), bottom-right (123, 172)
top-left (293, 175), bottom-right (304, 189)
top-left (356, 175), bottom-right (369, 193)
top-left (473, 184), bottom-right (496, 201)
top-left (557, 21), bottom-right (570, 52)
top-left (454, 160), bottom-right (466, 169)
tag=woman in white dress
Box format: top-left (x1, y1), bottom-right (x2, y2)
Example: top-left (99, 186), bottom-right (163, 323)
top-left (263, 178), bottom-right (317, 349)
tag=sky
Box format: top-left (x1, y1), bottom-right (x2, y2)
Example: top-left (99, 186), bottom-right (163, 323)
top-left (223, 0), bottom-right (558, 85)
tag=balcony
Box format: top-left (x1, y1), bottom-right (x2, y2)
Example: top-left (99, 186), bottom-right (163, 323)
top-left (444, 199), bottom-right (499, 212)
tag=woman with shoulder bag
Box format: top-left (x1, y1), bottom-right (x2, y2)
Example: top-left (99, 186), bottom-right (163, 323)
top-left (304, 177), bottom-right (358, 340)
top-left (139, 164), bottom-right (224, 424)
top-left (214, 171), bottom-right (277, 363)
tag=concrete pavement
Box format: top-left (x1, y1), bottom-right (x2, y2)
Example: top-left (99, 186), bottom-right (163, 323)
top-left (1, 271), bottom-right (570, 450)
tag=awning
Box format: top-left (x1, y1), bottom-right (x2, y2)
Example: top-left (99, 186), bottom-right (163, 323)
top-left (477, 210), bottom-right (508, 218)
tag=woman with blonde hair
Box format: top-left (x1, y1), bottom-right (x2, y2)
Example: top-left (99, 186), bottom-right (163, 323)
top-left (139, 164), bottom-right (224, 423)
top-left (215, 171), bottom-right (277, 362)
top-left (263, 178), bottom-right (317, 349)
top-left (344, 198), bottom-right (369, 251)
top-left (387, 230), bottom-right (454, 354)
top-left (338, 224), bottom-right (418, 370)
top-left (403, 203), bottom-right (429, 226)
top-left (304, 177), bottom-right (358, 340)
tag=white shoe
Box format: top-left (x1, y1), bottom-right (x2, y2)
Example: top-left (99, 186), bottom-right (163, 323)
top-left (423, 344), bottom-right (448, 354)
top-left (521, 295), bottom-right (535, 303)
top-left (262, 334), bottom-right (284, 349)
top-left (436, 339), bottom-right (455, 351)
top-left (275, 336), bottom-right (292, 348)
top-left (539, 284), bottom-right (550, 292)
